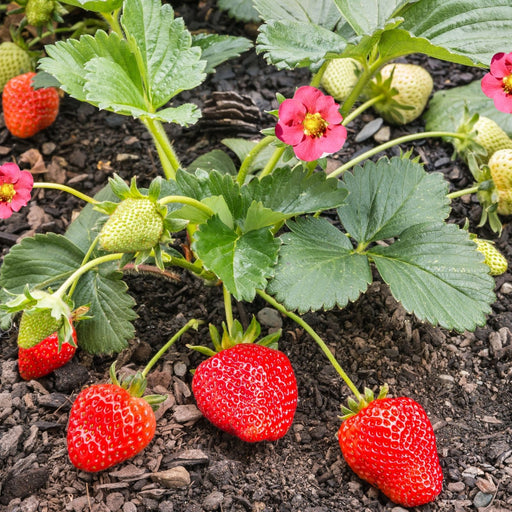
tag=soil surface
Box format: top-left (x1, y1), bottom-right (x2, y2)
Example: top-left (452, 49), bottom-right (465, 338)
top-left (1, 2), bottom-right (512, 512)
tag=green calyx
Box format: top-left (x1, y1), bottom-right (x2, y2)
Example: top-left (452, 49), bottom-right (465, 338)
top-left (339, 384), bottom-right (389, 421)
top-left (109, 362), bottom-right (167, 411)
top-left (187, 315), bottom-right (281, 357)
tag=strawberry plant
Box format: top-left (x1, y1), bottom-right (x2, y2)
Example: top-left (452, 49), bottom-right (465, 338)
top-left (1, 0), bottom-right (511, 507)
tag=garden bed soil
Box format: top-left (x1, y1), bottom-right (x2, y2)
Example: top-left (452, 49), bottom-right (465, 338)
top-left (1, 2), bottom-right (512, 511)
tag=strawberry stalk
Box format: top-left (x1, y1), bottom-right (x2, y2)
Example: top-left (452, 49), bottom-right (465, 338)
top-left (236, 135), bottom-right (275, 185)
top-left (32, 182), bottom-right (98, 204)
top-left (329, 130), bottom-right (470, 178)
top-left (446, 184), bottom-right (481, 199)
top-left (341, 93), bottom-right (386, 126)
top-left (158, 195), bottom-right (215, 217)
top-left (257, 289), bottom-right (364, 402)
top-left (259, 146), bottom-right (287, 179)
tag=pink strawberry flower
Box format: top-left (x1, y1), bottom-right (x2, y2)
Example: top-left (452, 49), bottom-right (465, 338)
top-left (481, 52), bottom-right (512, 113)
top-left (275, 86), bottom-right (347, 161)
top-left (0, 162), bottom-right (34, 219)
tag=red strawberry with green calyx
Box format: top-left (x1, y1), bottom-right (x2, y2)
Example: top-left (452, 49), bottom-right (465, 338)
top-left (190, 317), bottom-right (297, 442)
top-left (67, 363), bottom-right (165, 472)
top-left (338, 386), bottom-right (443, 507)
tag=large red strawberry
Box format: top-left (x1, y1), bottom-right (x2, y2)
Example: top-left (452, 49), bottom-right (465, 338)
top-left (192, 343), bottom-right (298, 443)
top-left (338, 395), bottom-right (443, 507)
top-left (2, 72), bottom-right (60, 138)
top-left (67, 376), bottom-right (158, 472)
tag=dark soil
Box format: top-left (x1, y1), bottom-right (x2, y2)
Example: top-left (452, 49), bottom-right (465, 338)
top-left (1, 2), bottom-right (512, 512)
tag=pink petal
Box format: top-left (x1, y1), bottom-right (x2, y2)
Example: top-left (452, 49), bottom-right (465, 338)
top-left (0, 202), bottom-right (14, 219)
top-left (490, 52), bottom-right (512, 78)
top-left (15, 170), bottom-right (34, 190)
top-left (278, 98), bottom-right (306, 125)
top-left (0, 162), bottom-right (22, 182)
top-left (492, 91), bottom-right (512, 114)
top-left (317, 125), bottom-right (347, 154)
top-left (294, 86), bottom-right (324, 112)
top-left (293, 136), bottom-right (323, 161)
top-left (276, 121), bottom-right (306, 146)
top-left (481, 73), bottom-right (504, 98)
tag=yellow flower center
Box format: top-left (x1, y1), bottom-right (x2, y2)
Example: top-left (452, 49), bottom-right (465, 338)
top-left (503, 73), bottom-right (512, 94)
top-left (303, 112), bottom-right (328, 138)
top-left (0, 182), bottom-right (16, 203)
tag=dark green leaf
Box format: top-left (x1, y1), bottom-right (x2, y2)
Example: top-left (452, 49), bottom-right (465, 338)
top-left (188, 150), bottom-right (238, 175)
top-left (218, 0), bottom-right (260, 23)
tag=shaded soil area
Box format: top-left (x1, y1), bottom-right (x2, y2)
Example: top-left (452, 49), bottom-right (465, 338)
top-left (1, 2), bottom-right (512, 512)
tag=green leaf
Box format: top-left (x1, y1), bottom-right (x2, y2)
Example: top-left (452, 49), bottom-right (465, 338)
top-left (424, 80), bottom-right (512, 136)
top-left (337, 156), bottom-right (450, 244)
top-left (0, 233), bottom-right (136, 354)
top-left (267, 217), bottom-right (372, 312)
top-left (60, 0), bottom-right (123, 12)
top-left (369, 222), bottom-right (495, 331)
top-left (248, 167), bottom-right (348, 215)
top-left (256, 20), bottom-right (347, 69)
top-left (121, 0), bottom-right (206, 109)
top-left (192, 33), bottom-right (253, 74)
top-left (242, 202), bottom-right (288, 232)
top-left (188, 149), bottom-right (238, 175)
top-left (254, 0), bottom-right (342, 30)
top-left (400, 0), bottom-right (512, 67)
top-left (147, 103), bottom-right (201, 126)
top-left (193, 215), bottom-right (280, 301)
top-left (217, 0), bottom-right (260, 23)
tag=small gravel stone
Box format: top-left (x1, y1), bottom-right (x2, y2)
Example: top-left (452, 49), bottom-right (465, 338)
top-left (257, 307), bottom-right (283, 328)
top-left (473, 491), bottom-right (494, 508)
top-left (355, 118), bottom-right (383, 142)
top-left (151, 466), bottom-right (191, 488)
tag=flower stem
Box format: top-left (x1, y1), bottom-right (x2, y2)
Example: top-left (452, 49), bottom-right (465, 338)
top-left (158, 195), bottom-right (214, 217)
top-left (259, 146), bottom-right (286, 179)
top-left (342, 94), bottom-right (385, 126)
top-left (67, 235), bottom-right (101, 298)
top-left (237, 136), bottom-right (275, 185)
top-left (329, 131), bottom-right (467, 179)
top-left (33, 183), bottom-right (98, 204)
top-left (54, 253), bottom-right (124, 300)
top-left (141, 318), bottom-right (203, 377)
top-left (257, 289), bottom-right (363, 402)
top-left (447, 185), bottom-right (480, 199)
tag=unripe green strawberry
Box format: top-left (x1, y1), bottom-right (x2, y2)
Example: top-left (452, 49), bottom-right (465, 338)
top-left (321, 58), bottom-right (362, 102)
top-left (18, 308), bottom-right (61, 349)
top-left (371, 63), bottom-right (433, 125)
top-left (474, 238), bottom-right (508, 276)
top-left (26, 0), bottom-right (56, 27)
top-left (488, 148), bottom-right (512, 215)
top-left (99, 197), bottom-right (165, 253)
top-left (473, 116), bottom-right (512, 164)
top-left (0, 42), bottom-right (34, 92)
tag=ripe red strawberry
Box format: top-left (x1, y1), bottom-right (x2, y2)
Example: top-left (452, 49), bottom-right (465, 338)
top-left (19, 326), bottom-right (77, 380)
top-left (17, 307), bottom-right (77, 380)
top-left (338, 396), bottom-right (443, 507)
top-left (192, 343), bottom-right (298, 442)
top-left (2, 72), bottom-right (60, 138)
top-left (67, 381), bottom-right (157, 472)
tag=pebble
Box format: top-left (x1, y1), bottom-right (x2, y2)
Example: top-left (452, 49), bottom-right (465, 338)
top-left (373, 125), bottom-right (391, 143)
top-left (106, 492), bottom-right (125, 511)
top-left (202, 491), bottom-right (224, 511)
top-left (257, 307), bottom-right (282, 328)
top-left (448, 481), bottom-right (466, 492)
top-left (173, 404), bottom-right (203, 423)
top-left (500, 282), bottom-right (512, 294)
top-left (355, 118), bottom-right (383, 142)
top-left (151, 466), bottom-right (191, 488)
top-left (473, 491), bottom-right (494, 508)
top-left (122, 503), bottom-right (138, 512)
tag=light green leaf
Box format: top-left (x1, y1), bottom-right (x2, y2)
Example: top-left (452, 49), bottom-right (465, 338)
top-left (60, 0), bottom-right (123, 12)
top-left (121, 0), bottom-right (206, 109)
top-left (218, 0), bottom-right (260, 23)
top-left (369, 222), bottom-right (495, 331)
top-left (254, 0), bottom-right (342, 30)
top-left (39, 30), bottom-right (139, 104)
top-left (193, 215), bottom-right (280, 301)
top-left (0, 233), bottom-right (136, 354)
top-left (338, 156), bottom-right (450, 244)
top-left (192, 33), bottom-right (253, 73)
top-left (248, 167), bottom-right (348, 215)
top-left (256, 19), bottom-right (347, 69)
top-left (267, 217), bottom-right (372, 312)
top-left (148, 103), bottom-right (201, 126)
top-left (242, 202), bottom-right (287, 232)
top-left (424, 80), bottom-right (512, 136)
top-left (400, 0), bottom-right (512, 66)
top-left (187, 150), bottom-right (238, 175)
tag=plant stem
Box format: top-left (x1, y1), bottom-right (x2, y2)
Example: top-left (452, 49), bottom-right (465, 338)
top-left (237, 136), bottom-right (275, 185)
top-left (33, 183), bottom-right (99, 204)
top-left (223, 285), bottom-right (234, 335)
top-left (67, 235), bottom-right (101, 298)
top-left (141, 318), bottom-right (203, 377)
top-left (310, 61), bottom-right (328, 88)
top-left (447, 185), bottom-right (480, 199)
top-left (342, 94), bottom-right (385, 126)
top-left (142, 118), bottom-right (181, 179)
top-left (329, 131), bottom-right (467, 179)
top-left (259, 146), bottom-right (286, 179)
top-left (257, 290), bottom-right (363, 402)
top-left (158, 195), bottom-right (214, 217)
top-left (54, 253), bottom-right (123, 300)
top-left (102, 9), bottom-right (123, 37)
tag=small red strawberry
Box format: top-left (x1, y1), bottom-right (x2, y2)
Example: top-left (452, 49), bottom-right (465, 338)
top-left (338, 393), bottom-right (443, 507)
top-left (67, 366), bottom-right (161, 472)
top-left (2, 72), bottom-right (60, 138)
top-left (192, 342), bottom-right (298, 442)
top-left (18, 325), bottom-right (77, 380)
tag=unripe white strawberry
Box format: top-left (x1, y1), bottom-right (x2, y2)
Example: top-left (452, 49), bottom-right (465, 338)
top-left (474, 238), bottom-right (508, 276)
top-left (0, 42), bottom-right (34, 92)
top-left (321, 58), bottom-right (362, 102)
top-left (488, 148), bottom-right (512, 215)
top-left (473, 117), bottom-right (512, 164)
top-left (370, 63), bottom-right (433, 125)
top-left (99, 197), bottom-right (165, 253)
